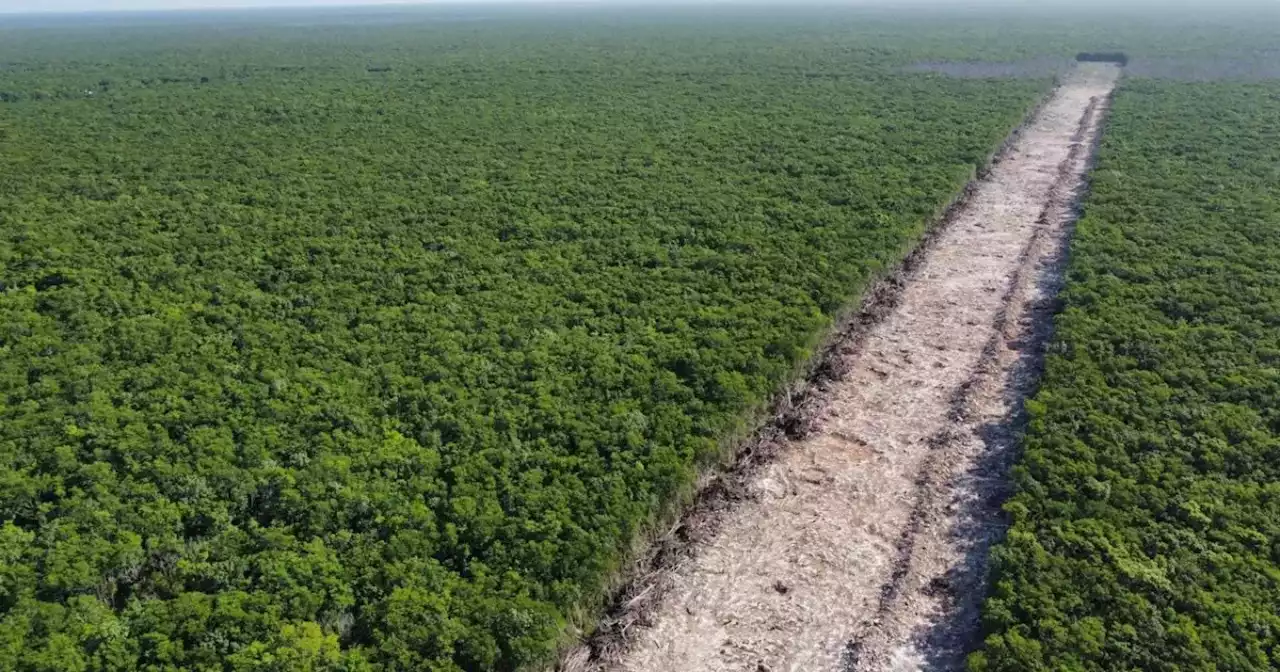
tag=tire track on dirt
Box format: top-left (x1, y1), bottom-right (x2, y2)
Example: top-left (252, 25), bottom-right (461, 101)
top-left (842, 82), bottom-right (1114, 672)
top-left (562, 63), bottom-right (1119, 672)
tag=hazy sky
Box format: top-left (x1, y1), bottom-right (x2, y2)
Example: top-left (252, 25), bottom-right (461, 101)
top-left (0, 0), bottom-right (487, 14)
top-left (0, 0), bottom-right (1250, 16)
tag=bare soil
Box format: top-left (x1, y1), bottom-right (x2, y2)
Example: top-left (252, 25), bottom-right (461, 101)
top-left (561, 63), bottom-right (1119, 672)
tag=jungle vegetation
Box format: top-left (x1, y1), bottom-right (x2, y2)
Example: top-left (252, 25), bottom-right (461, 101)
top-left (3, 5), bottom-right (1279, 671)
top-left (0, 9), bottom-right (1053, 671)
top-left (971, 79), bottom-right (1280, 671)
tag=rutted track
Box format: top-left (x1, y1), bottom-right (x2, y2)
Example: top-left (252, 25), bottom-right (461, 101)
top-left (563, 63), bottom-right (1119, 672)
top-left (841, 72), bottom-right (1115, 672)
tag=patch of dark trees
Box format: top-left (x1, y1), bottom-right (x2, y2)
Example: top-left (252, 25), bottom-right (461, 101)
top-left (1076, 52), bottom-right (1129, 66)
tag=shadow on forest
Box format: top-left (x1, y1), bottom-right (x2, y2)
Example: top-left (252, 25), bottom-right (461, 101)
top-left (906, 57), bottom-right (1072, 79)
top-left (914, 50), bottom-right (1280, 82)
top-left (1125, 51), bottom-right (1280, 80)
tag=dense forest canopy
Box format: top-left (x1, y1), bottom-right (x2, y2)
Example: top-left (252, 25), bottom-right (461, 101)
top-left (2, 5), bottom-right (1279, 671)
top-left (0, 9), bottom-right (1051, 671)
top-left (971, 78), bottom-right (1280, 671)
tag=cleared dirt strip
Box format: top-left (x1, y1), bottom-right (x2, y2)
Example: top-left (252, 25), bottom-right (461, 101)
top-left (563, 63), bottom-right (1119, 672)
top-left (843, 65), bottom-right (1117, 672)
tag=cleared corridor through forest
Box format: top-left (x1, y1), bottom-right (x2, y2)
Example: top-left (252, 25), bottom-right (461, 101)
top-left (569, 63), bottom-right (1121, 672)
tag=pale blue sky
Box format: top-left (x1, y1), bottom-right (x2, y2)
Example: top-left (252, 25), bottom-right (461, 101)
top-left (0, 0), bottom-right (515, 14)
top-left (0, 0), bottom-right (1237, 17)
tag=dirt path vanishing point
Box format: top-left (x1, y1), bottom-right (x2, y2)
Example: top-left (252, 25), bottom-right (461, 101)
top-left (565, 63), bottom-right (1121, 672)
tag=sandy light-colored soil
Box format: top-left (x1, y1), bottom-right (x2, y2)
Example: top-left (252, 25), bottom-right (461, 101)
top-left (563, 63), bottom-right (1119, 672)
